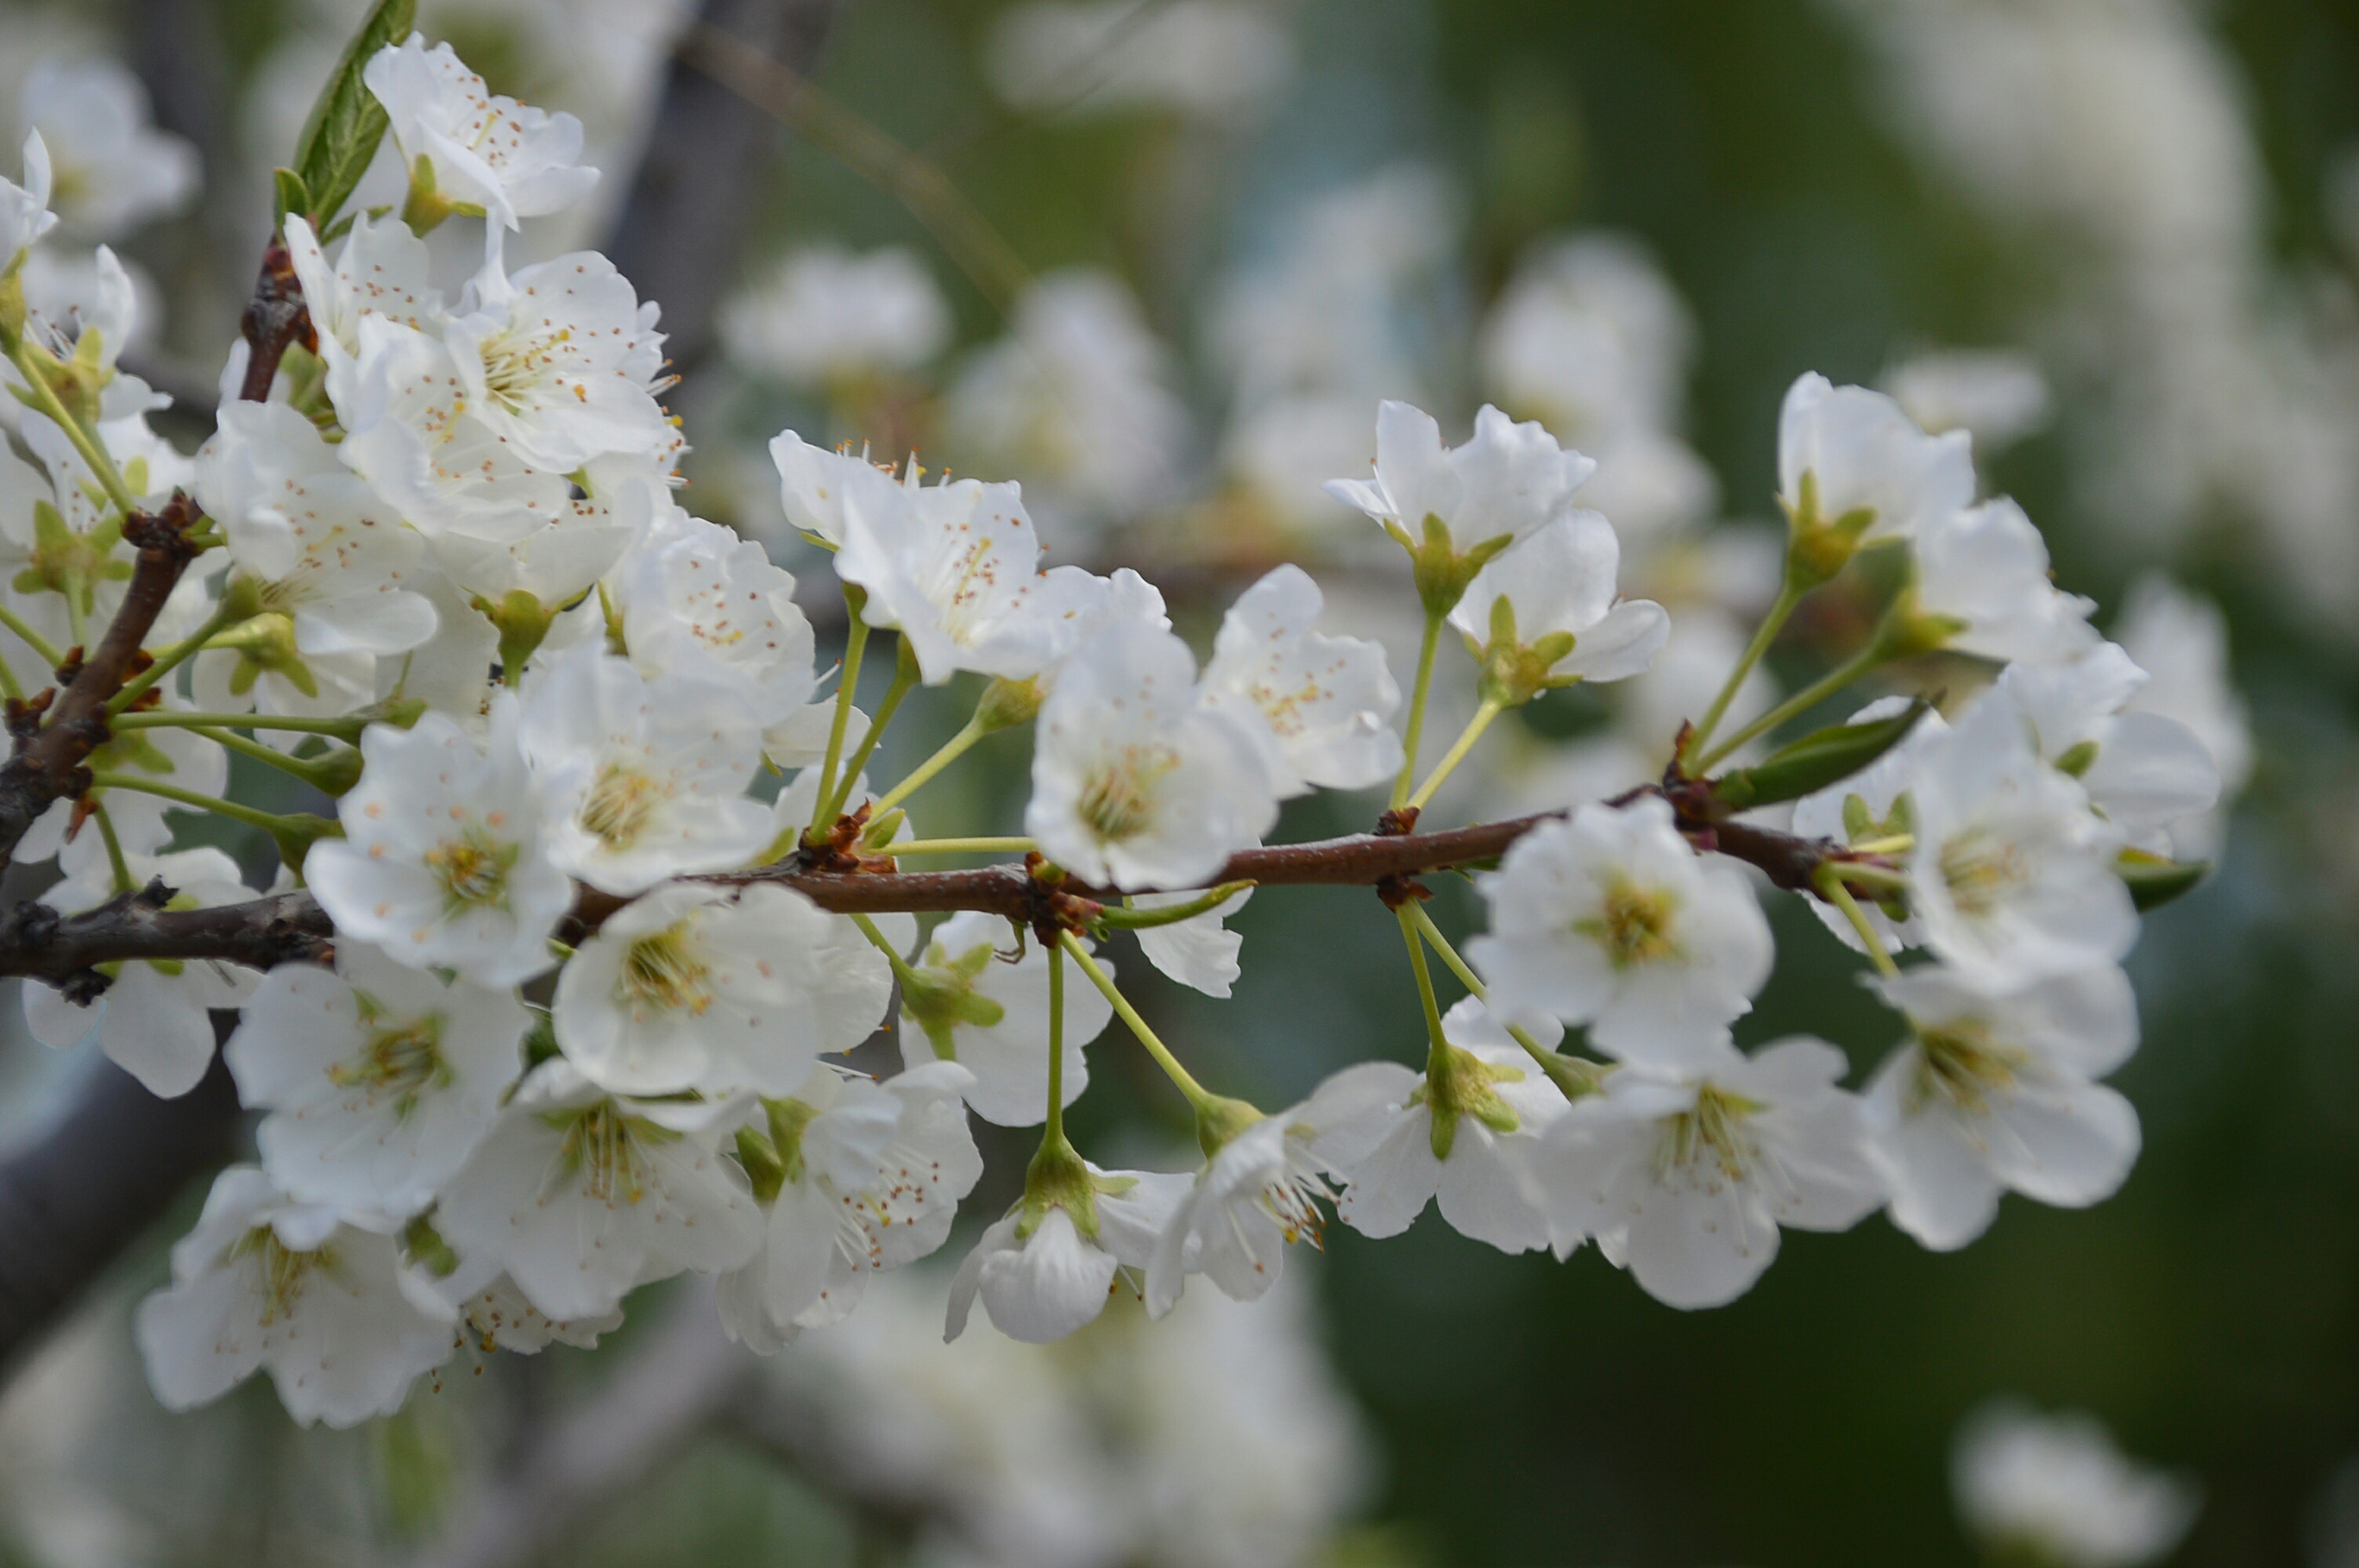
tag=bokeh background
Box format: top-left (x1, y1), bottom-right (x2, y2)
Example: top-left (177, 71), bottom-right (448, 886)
top-left (3, 0), bottom-right (2358, 1563)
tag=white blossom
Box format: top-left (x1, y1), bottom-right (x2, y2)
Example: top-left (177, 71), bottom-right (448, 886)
top-left (1447, 514), bottom-right (1671, 690)
top-left (226, 940), bottom-right (529, 1219)
top-left (1866, 964), bottom-right (2141, 1251)
top-left (1026, 616), bottom-right (1278, 889)
top-left (1881, 349), bottom-right (2052, 453)
top-left (1468, 799), bottom-right (1774, 1069)
top-left (433, 1059), bottom-right (763, 1322)
top-left (18, 59), bottom-right (197, 240)
top-left (0, 131), bottom-right (56, 265)
top-left (717, 1061), bottom-right (983, 1352)
top-left (894, 909), bottom-right (1114, 1127)
top-left (307, 699), bottom-right (571, 987)
top-left (767, 431), bottom-right (881, 548)
top-left (946, 1167), bottom-right (1193, 1344)
top-left (1325, 401), bottom-right (1598, 560)
top-left (2114, 573), bottom-right (2252, 857)
top-left (721, 245), bottom-right (950, 387)
top-left (282, 213), bottom-right (443, 377)
top-left (1533, 1036), bottom-right (1883, 1308)
top-left (553, 881), bottom-right (895, 1098)
top-left (1314, 1000), bottom-right (1570, 1253)
top-left (1777, 370), bottom-right (1974, 543)
top-left (1129, 886), bottom-right (1251, 998)
top-left (1790, 695), bottom-right (1953, 957)
top-left (1987, 644), bottom-right (2221, 848)
top-left (133, 1167), bottom-right (452, 1428)
top-left (363, 34), bottom-right (600, 234)
top-left (1914, 498), bottom-right (2101, 666)
top-left (518, 647), bottom-right (772, 895)
top-left (1198, 564), bottom-right (1403, 797)
top-left (1953, 1403), bottom-right (2201, 1568)
top-left (442, 250), bottom-right (671, 471)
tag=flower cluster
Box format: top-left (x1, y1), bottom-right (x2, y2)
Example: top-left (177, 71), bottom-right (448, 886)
top-left (0, 20), bottom-right (2238, 1430)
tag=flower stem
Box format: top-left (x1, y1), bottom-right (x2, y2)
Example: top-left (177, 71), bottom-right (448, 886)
top-left (1045, 938), bottom-right (1067, 1145)
top-left (1681, 579), bottom-right (1801, 769)
top-left (186, 724), bottom-right (351, 794)
top-left (0, 648), bottom-right (22, 703)
top-left (109, 601), bottom-right (242, 716)
top-left (0, 603), bottom-right (60, 670)
top-left (85, 770), bottom-right (305, 839)
top-left (9, 342), bottom-right (142, 518)
top-left (1696, 641), bottom-right (1882, 773)
top-left (1390, 608), bottom-right (1445, 811)
top-left (90, 799), bottom-right (133, 895)
top-left (1405, 699), bottom-right (1503, 814)
top-left (873, 712), bottom-right (987, 815)
top-left (1397, 905), bottom-right (1452, 1078)
top-left (808, 590), bottom-right (871, 837)
top-left (885, 837), bottom-right (1036, 857)
top-left (111, 710), bottom-right (364, 737)
top-left (1814, 862), bottom-right (1902, 979)
top-left (1059, 930), bottom-right (1213, 1112)
top-left (820, 634), bottom-right (916, 827)
top-left (847, 909), bottom-right (925, 990)
top-left (1402, 901), bottom-right (1596, 1098)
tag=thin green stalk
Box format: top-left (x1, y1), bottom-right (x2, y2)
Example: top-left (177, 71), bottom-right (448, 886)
top-left (820, 636), bottom-right (916, 827)
top-left (9, 342), bottom-right (141, 517)
top-left (1390, 609), bottom-right (1445, 811)
top-left (0, 648), bottom-right (22, 702)
top-left (1405, 699), bottom-right (1503, 814)
top-left (62, 588), bottom-right (85, 652)
top-left (873, 713), bottom-right (987, 814)
top-left (186, 724), bottom-right (349, 793)
top-left (90, 800), bottom-right (133, 895)
top-left (886, 837), bottom-right (1036, 857)
top-left (1398, 905), bottom-right (1452, 1077)
top-left (1060, 931), bottom-right (1214, 1112)
top-left (847, 910), bottom-right (924, 989)
top-left (1831, 862), bottom-right (1909, 893)
top-left (0, 604), bottom-right (60, 670)
top-left (1847, 833), bottom-right (1914, 858)
top-left (808, 603), bottom-right (871, 837)
top-left (1815, 863), bottom-right (1901, 980)
top-left (1045, 940), bottom-right (1067, 1145)
top-left (1404, 902), bottom-right (1591, 1094)
top-left (109, 601), bottom-right (242, 716)
top-left (1696, 641), bottom-right (1882, 773)
top-left (85, 770), bottom-right (301, 838)
top-left (112, 710), bottom-right (363, 737)
top-left (1681, 579), bottom-right (1801, 768)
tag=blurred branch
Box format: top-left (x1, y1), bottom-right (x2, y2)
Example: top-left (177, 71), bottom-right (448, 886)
top-left (609, 0), bottom-right (846, 378)
top-left (679, 20), bottom-right (1034, 316)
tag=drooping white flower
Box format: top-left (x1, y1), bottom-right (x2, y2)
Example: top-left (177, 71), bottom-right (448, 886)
top-left (946, 1167), bottom-right (1193, 1344)
top-left (1865, 964), bottom-right (2141, 1251)
top-left (833, 459), bottom-right (1103, 686)
top-left (1144, 1064), bottom-right (1406, 1316)
top-left (1446, 513), bottom-right (1671, 693)
top-left (1790, 695), bottom-right (1952, 957)
top-left (1198, 564), bottom-right (1403, 797)
top-left (1987, 644), bottom-right (2220, 848)
top-left (2114, 574), bottom-right (2251, 857)
top-left (894, 910), bottom-right (1114, 1127)
top-left (1952, 1403), bottom-right (2201, 1568)
top-left (1311, 999), bottom-right (1570, 1254)
top-left (18, 59), bottom-right (197, 240)
top-left (1129, 886), bottom-right (1251, 998)
top-left (517, 647), bottom-right (772, 895)
top-left (133, 1167), bottom-right (453, 1428)
top-left (1026, 616), bottom-right (1278, 889)
top-left (1906, 696), bottom-right (2138, 989)
top-left (721, 245), bottom-right (951, 388)
top-left (194, 401), bottom-right (440, 658)
top-left (553, 881), bottom-right (896, 1098)
top-left (1324, 401), bottom-right (1598, 559)
top-left (363, 34), bottom-right (600, 233)
top-left (433, 1058), bottom-right (763, 1322)
top-left (226, 940), bottom-right (530, 1219)
top-left (717, 1061), bottom-right (983, 1352)
top-left (307, 699), bottom-right (571, 987)
top-left (24, 846), bottom-right (260, 1098)
top-left (1913, 498), bottom-right (2101, 665)
top-left (0, 131), bottom-right (56, 266)
top-left (442, 250), bottom-right (671, 471)
top-left (1777, 370), bottom-right (1974, 543)
top-left (1532, 1036), bottom-right (1884, 1308)
top-left (1467, 799), bottom-right (1774, 1070)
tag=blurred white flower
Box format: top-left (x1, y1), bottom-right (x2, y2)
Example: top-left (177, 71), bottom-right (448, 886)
top-left (1952, 1402), bottom-right (2201, 1568)
top-left (1882, 347), bottom-right (2052, 453)
top-left (722, 245), bottom-right (951, 388)
top-left (2113, 573), bottom-right (2252, 857)
top-left (985, 0), bottom-right (1297, 124)
top-left (18, 58), bottom-right (197, 240)
top-left (1480, 233), bottom-right (1696, 441)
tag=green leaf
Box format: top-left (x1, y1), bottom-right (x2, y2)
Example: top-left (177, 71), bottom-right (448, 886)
top-left (289, 0), bottom-right (416, 230)
top-left (2116, 851), bottom-right (2210, 911)
top-left (1711, 697), bottom-right (1932, 812)
top-left (271, 167), bottom-right (311, 232)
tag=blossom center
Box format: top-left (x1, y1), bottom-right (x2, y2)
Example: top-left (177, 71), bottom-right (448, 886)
top-left (329, 999), bottom-right (449, 1119)
top-left (1938, 829), bottom-right (2026, 918)
top-left (1910, 1020), bottom-right (2026, 1116)
top-left (1576, 876), bottom-right (1681, 969)
top-left (1077, 744), bottom-right (1178, 844)
top-left (552, 1103), bottom-right (675, 1207)
top-left (580, 764), bottom-right (668, 850)
top-left (618, 924), bottom-right (715, 1016)
top-left (228, 1226), bottom-right (328, 1324)
top-left (425, 827), bottom-right (519, 913)
top-left (478, 323), bottom-right (570, 412)
top-left (1654, 1083), bottom-right (1765, 1189)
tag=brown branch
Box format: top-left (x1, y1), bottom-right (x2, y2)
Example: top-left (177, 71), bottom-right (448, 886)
top-left (237, 234), bottom-right (314, 403)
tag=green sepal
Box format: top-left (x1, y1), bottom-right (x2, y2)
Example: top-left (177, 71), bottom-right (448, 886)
top-left (290, 0), bottom-right (416, 230)
top-left (264, 812), bottom-right (344, 880)
top-left (735, 1125), bottom-right (787, 1207)
top-left (398, 1212), bottom-right (459, 1279)
top-left (272, 168), bottom-right (312, 232)
top-left (1711, 697), bottom-right (1932, 812)
top-left (2116, 850), bottom-right (2209, 911)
